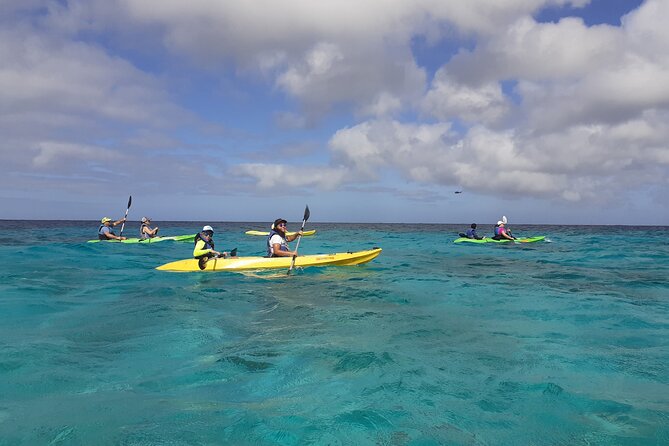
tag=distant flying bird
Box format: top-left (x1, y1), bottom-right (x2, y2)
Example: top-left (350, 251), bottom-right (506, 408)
top-left (454, 190), bottom-right (463, 194)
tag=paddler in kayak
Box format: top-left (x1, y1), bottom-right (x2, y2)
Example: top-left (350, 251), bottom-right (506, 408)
top-left (492, 220), bottom-right (516, 241)
top-left (459, 223), bottom-right (484, 240)
top-left (98, 216), bottom-right (127, 241)
top-left (193, 225), bottom-right (233, 261)
top-left (267, 218), bottom-right (303, 257)
top-left (139, 217), bottom-right (159, 239)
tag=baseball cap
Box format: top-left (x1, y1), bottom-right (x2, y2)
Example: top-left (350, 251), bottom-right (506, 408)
top-left (272, 218), bottom-right (287, 229)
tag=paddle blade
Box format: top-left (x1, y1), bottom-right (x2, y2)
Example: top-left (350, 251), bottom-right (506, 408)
top-left (303, 205), bottom-right (310, 223)
top-left (127, 195), bottom-right (132, 209)
top-left (502, 215), bottom-right (507, 224)
top-left (230, 248), bottom-right (237, 257)
top-left (198, 257), bottom-right (208, 270)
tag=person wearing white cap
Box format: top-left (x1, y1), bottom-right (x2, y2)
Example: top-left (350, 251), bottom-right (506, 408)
top-left (139, 217), bottom-right (159, 240)
top-left (98, 216), bottom-right (127, 241)
top-left (492, 219), bottom-right (515, 241)
top-left (193, 225), bottom-right (231, 260)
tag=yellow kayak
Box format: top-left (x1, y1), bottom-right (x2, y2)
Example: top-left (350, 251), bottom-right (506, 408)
top-left (245, 229), bottom-right (316, 237)
top-left (156, 248), bottom-right (382, 272)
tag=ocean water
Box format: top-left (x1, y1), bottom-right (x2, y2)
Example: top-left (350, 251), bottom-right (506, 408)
top-left (1, 220), bottom-right (668, 445)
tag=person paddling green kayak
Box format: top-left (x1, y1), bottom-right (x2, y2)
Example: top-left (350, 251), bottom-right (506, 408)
top-left (139, 217), bottom-right (159, 240)
top-left (492, 218), bottom-right (515, 241)
top-left (98, 216), bottom-right (127, 241)
top-left (459, 223), bottom-right (485, 240)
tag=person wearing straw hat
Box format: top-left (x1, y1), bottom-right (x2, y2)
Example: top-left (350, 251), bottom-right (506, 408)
top-left (98, 216), bottom-right (127, 241)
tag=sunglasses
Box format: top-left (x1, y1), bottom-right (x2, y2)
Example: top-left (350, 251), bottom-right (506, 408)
top-left (277, 223), bottom-right (287, 227)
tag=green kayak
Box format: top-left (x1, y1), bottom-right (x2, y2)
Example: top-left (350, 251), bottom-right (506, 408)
top-left (87, 234), bottom-right (196, 244)
top-left (454, 236), bottom-right (546, 244)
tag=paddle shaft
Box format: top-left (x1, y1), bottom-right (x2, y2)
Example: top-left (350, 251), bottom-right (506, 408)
top-left (288, 205), bottom-right (310, 274)
top-left (198, 248), bottom-right (238, 270)
top-left (288, 221), bottom-right (306, 273)
top-left (119, 195), bottom-right (132, 237)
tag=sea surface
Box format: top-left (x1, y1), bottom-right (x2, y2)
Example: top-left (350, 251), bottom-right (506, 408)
top-left (1, 220), bottom-right (668, 445)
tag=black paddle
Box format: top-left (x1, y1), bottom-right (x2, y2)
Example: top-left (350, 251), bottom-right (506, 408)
top-left (118, 195), bottom-right (132, 237)
top-left (198, 248), bottom-right (238, 270)
top-left (288, 205), bottom-right (310, 275)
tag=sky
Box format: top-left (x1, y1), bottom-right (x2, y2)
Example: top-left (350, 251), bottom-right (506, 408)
top-left (1, 0), bottom-right (668, 225)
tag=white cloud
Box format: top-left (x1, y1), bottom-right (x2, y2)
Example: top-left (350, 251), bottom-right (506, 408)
top-left (32, 142), bottom-right (123, 168)
top-left (326, 117), bottom-right (669, 204)
top-left (330, 120), bottom-right (455, 178)
top-left (276, 42), bottom-right (345, 97)
top-left (0, 21), bottom-right (214, 195)
top-left (358, 92), bottom-right (403, 118)
top-left (443, 1), bottom-right (669, 132)
top-left (20, 0), bottom-right (593, 121)
top-left (1, 0), bottom-right (667, 220)
top-left (421, 70), bottom-right (510, 125)
top-left (0, 28), bottom-right (183, 127)
top-left (447, 16), bottom-right (622, 84)
top-left (236, 163), bottom-right (349, 190)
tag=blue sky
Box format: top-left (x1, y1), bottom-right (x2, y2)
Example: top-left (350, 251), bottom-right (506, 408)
top-left (1, 0), bottom-right (667, 224)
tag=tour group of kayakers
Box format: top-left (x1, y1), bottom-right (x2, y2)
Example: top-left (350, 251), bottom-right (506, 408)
top-left (98, 191), bottom-right (520, 267)
top-left (97, 215), bottom-right (304, 261)
top-left (459, 218), bottom-right (516, 241)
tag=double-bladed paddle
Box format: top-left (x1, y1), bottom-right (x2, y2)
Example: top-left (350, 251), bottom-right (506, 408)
top-left (198, 248), bottom-right (238, 270)
top-left (288, 205), bottom-right (310, 275)
top-left (119, 195), bottom-right (132, 237)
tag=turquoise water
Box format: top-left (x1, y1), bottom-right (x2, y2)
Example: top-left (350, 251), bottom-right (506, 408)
top-left (1, 221), bottom-right (668, 445)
